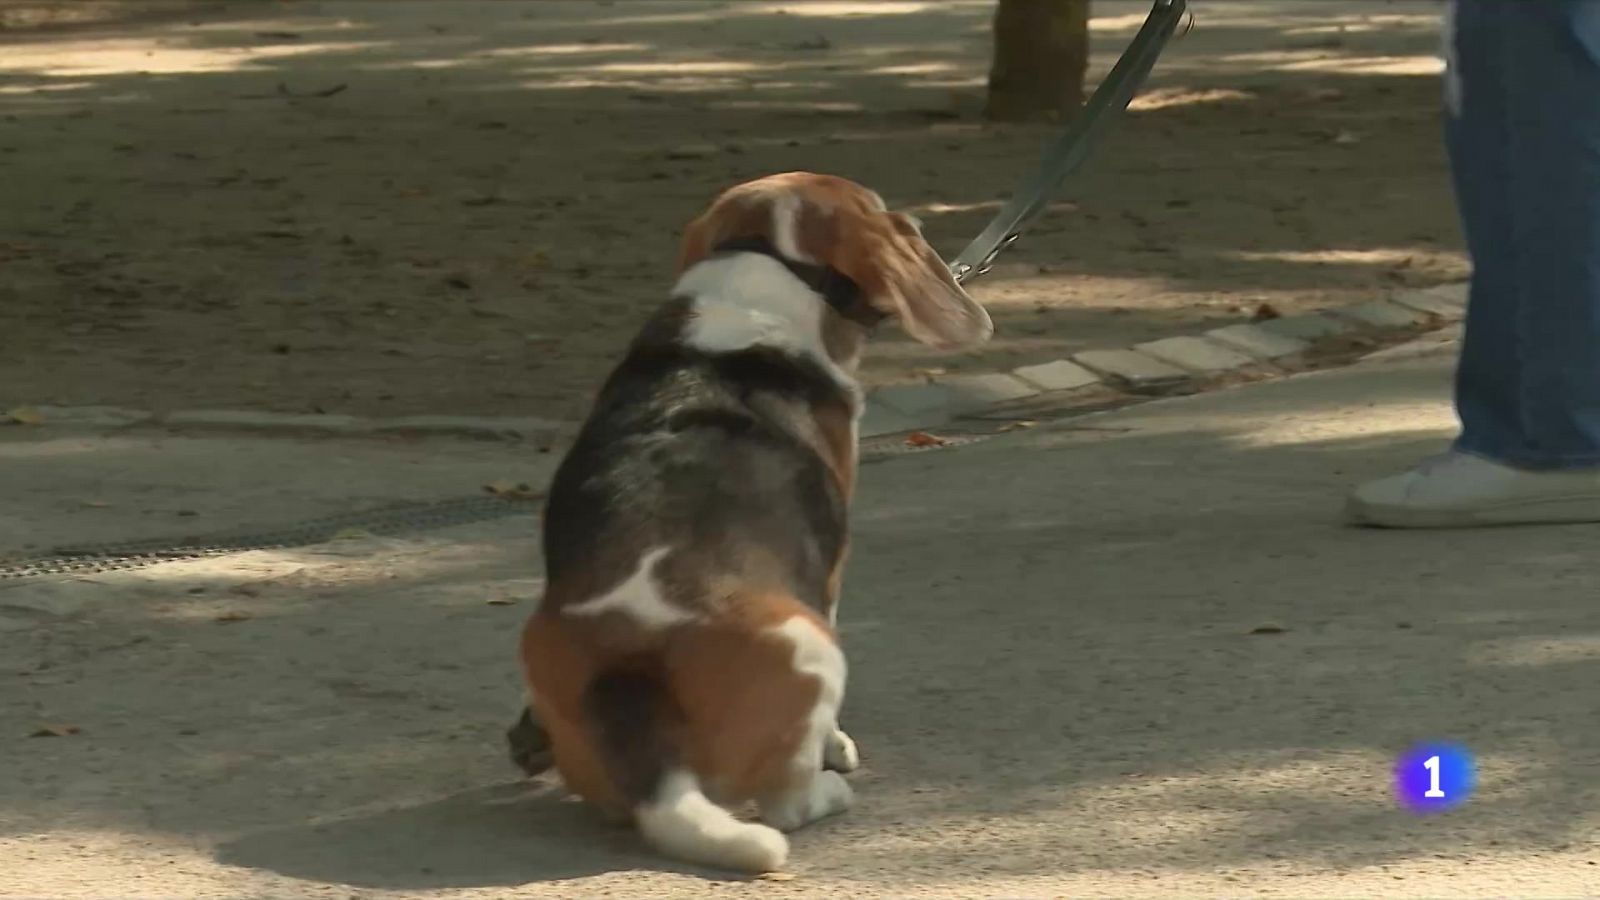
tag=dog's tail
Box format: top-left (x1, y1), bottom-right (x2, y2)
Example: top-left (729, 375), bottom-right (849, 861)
top-left (585, 668), bottom-right (788, 873)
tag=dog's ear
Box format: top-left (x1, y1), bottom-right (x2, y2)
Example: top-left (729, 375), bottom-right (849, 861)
top-left (832, 211), bottom-right (993, 350)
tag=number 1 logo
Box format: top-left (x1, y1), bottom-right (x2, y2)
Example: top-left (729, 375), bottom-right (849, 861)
top-left (1396, 743), bottom-right (1474, 812)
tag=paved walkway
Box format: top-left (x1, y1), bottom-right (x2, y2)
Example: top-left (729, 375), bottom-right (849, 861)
top-left (5, 339), bottom-right (1599, 898)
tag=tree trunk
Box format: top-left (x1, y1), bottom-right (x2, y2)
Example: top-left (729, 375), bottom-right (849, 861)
top-left (984, 0), bottom-right (1090, 122)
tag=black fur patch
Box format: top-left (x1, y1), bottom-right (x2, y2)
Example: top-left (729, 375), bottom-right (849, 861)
top-left (541, 298), bottom-right (850, 618)
top-left (584, 667), bottom-right (673, 804)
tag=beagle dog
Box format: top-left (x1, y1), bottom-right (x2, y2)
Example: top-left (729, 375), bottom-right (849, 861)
top-left (517, 171), bottom-right (992, 873)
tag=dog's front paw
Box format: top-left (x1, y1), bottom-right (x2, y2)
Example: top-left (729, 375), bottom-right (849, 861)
top-left (761, 771), bottom-right (854, 832)
top-left (823, 727), bottom-right (859, 773)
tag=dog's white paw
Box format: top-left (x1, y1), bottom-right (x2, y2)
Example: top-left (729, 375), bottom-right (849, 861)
top-left (760, 771), bottom-right (855, 832)
top-left (823, 727), bottom-right (860, 773)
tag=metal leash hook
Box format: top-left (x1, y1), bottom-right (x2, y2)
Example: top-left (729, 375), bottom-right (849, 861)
top-left (949, 0), bottom-right (1189, 286)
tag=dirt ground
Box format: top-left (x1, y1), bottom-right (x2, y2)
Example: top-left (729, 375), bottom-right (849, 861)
top-left (0, 0), bottom-right (1467, 422)
top-left (0, 0), bottom-right (224, 32)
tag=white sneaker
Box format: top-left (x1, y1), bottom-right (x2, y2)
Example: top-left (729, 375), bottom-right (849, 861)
top-left (1346, 451), bottom-right (1600, 528)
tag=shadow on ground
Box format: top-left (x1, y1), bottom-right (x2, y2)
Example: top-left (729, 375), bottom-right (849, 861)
top-left (214, 781), bottom-right (692, 888)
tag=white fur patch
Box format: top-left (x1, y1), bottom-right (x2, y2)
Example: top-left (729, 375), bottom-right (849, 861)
top-left (563, 546), bottom-right (689, 628)
top-left (770, 615), bottom-right (846, 771)
top-left (675, 255), bottom-right (861, 402)
top-left (758, 616), bottom-right (855, 831)
top-left (760, 768), bottom-right (853, 833)
top-left (638, 770), bottom-right (789, 872)
top-left (769, 192), bottom-right (813, 263)
top-left (772, 615), bottom-right (846, 709)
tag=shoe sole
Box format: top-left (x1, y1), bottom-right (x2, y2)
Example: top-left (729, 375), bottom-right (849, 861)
top-left (1345, 494), bottom-right (1600, 529)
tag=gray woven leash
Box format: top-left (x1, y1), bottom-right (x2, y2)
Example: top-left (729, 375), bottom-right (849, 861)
top-left (950, 0), bottom-right (1190, 284)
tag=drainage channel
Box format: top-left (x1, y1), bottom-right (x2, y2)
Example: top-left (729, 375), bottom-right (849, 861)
top-left (0, 495), bottom-right (538, 580)
top-left (0, 422), bottom-right (1030, 582)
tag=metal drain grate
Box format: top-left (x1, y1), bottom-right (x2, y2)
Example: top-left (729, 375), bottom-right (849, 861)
top-left (0, 495), bottom-right (539, 580)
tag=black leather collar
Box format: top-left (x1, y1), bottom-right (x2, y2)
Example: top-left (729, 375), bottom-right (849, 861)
top-left (711, 236), bottom-right (886, 329)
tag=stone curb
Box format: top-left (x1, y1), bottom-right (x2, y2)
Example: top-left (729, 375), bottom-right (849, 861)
top-left (4, 283), bottom-right (1468, 443)
top-left (858, 282), bottom-right (1467, 437)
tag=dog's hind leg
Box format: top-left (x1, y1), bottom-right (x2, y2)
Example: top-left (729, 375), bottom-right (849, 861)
top-left (756, 616), bottom-right (854, 830)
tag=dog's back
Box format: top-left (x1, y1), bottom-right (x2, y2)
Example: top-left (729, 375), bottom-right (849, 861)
top-left (522, 287), bottom-right (855, 872)
top-left (542, 297), bottom-right (850, 617)
top-left (518, 172), bottom-right (993, 873)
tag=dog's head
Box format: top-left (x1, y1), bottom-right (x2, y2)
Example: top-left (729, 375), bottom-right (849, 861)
top-left (676, 172), bottom-right (994, 351)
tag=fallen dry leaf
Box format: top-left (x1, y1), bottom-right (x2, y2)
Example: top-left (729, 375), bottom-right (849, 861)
top-left (5, 406), bottom-right (44, 425)
top-left (905, 431), bottom-right (949, 448)
top-left (276, 81), bottom-right (348, 99)
top-left (29, 724), bottom-right (80, 738)
top-left (484, 480), bottom-right (540, 500)
top-left (1250, 303), bottom-right (1282, 322)
top-left (664, 143), bottom-right (718, 160)
top-left (215, 611), bottom-right (253, 623)
top-left (780, 34), bottom-right (830, 51)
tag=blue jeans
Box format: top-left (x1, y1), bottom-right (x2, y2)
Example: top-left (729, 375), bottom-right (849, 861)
top-left (1449, 0), bottom-right (1600, 469)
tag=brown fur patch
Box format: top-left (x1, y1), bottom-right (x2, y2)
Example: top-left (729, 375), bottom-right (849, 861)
top-left (521, 591), bottom-right (835, 813)
top-left (520, 610), bottom-right (630, 819)
top-left (675, 189), bottom-right (774, 273)
top-left (666, 593), bottom-right (830, 804)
